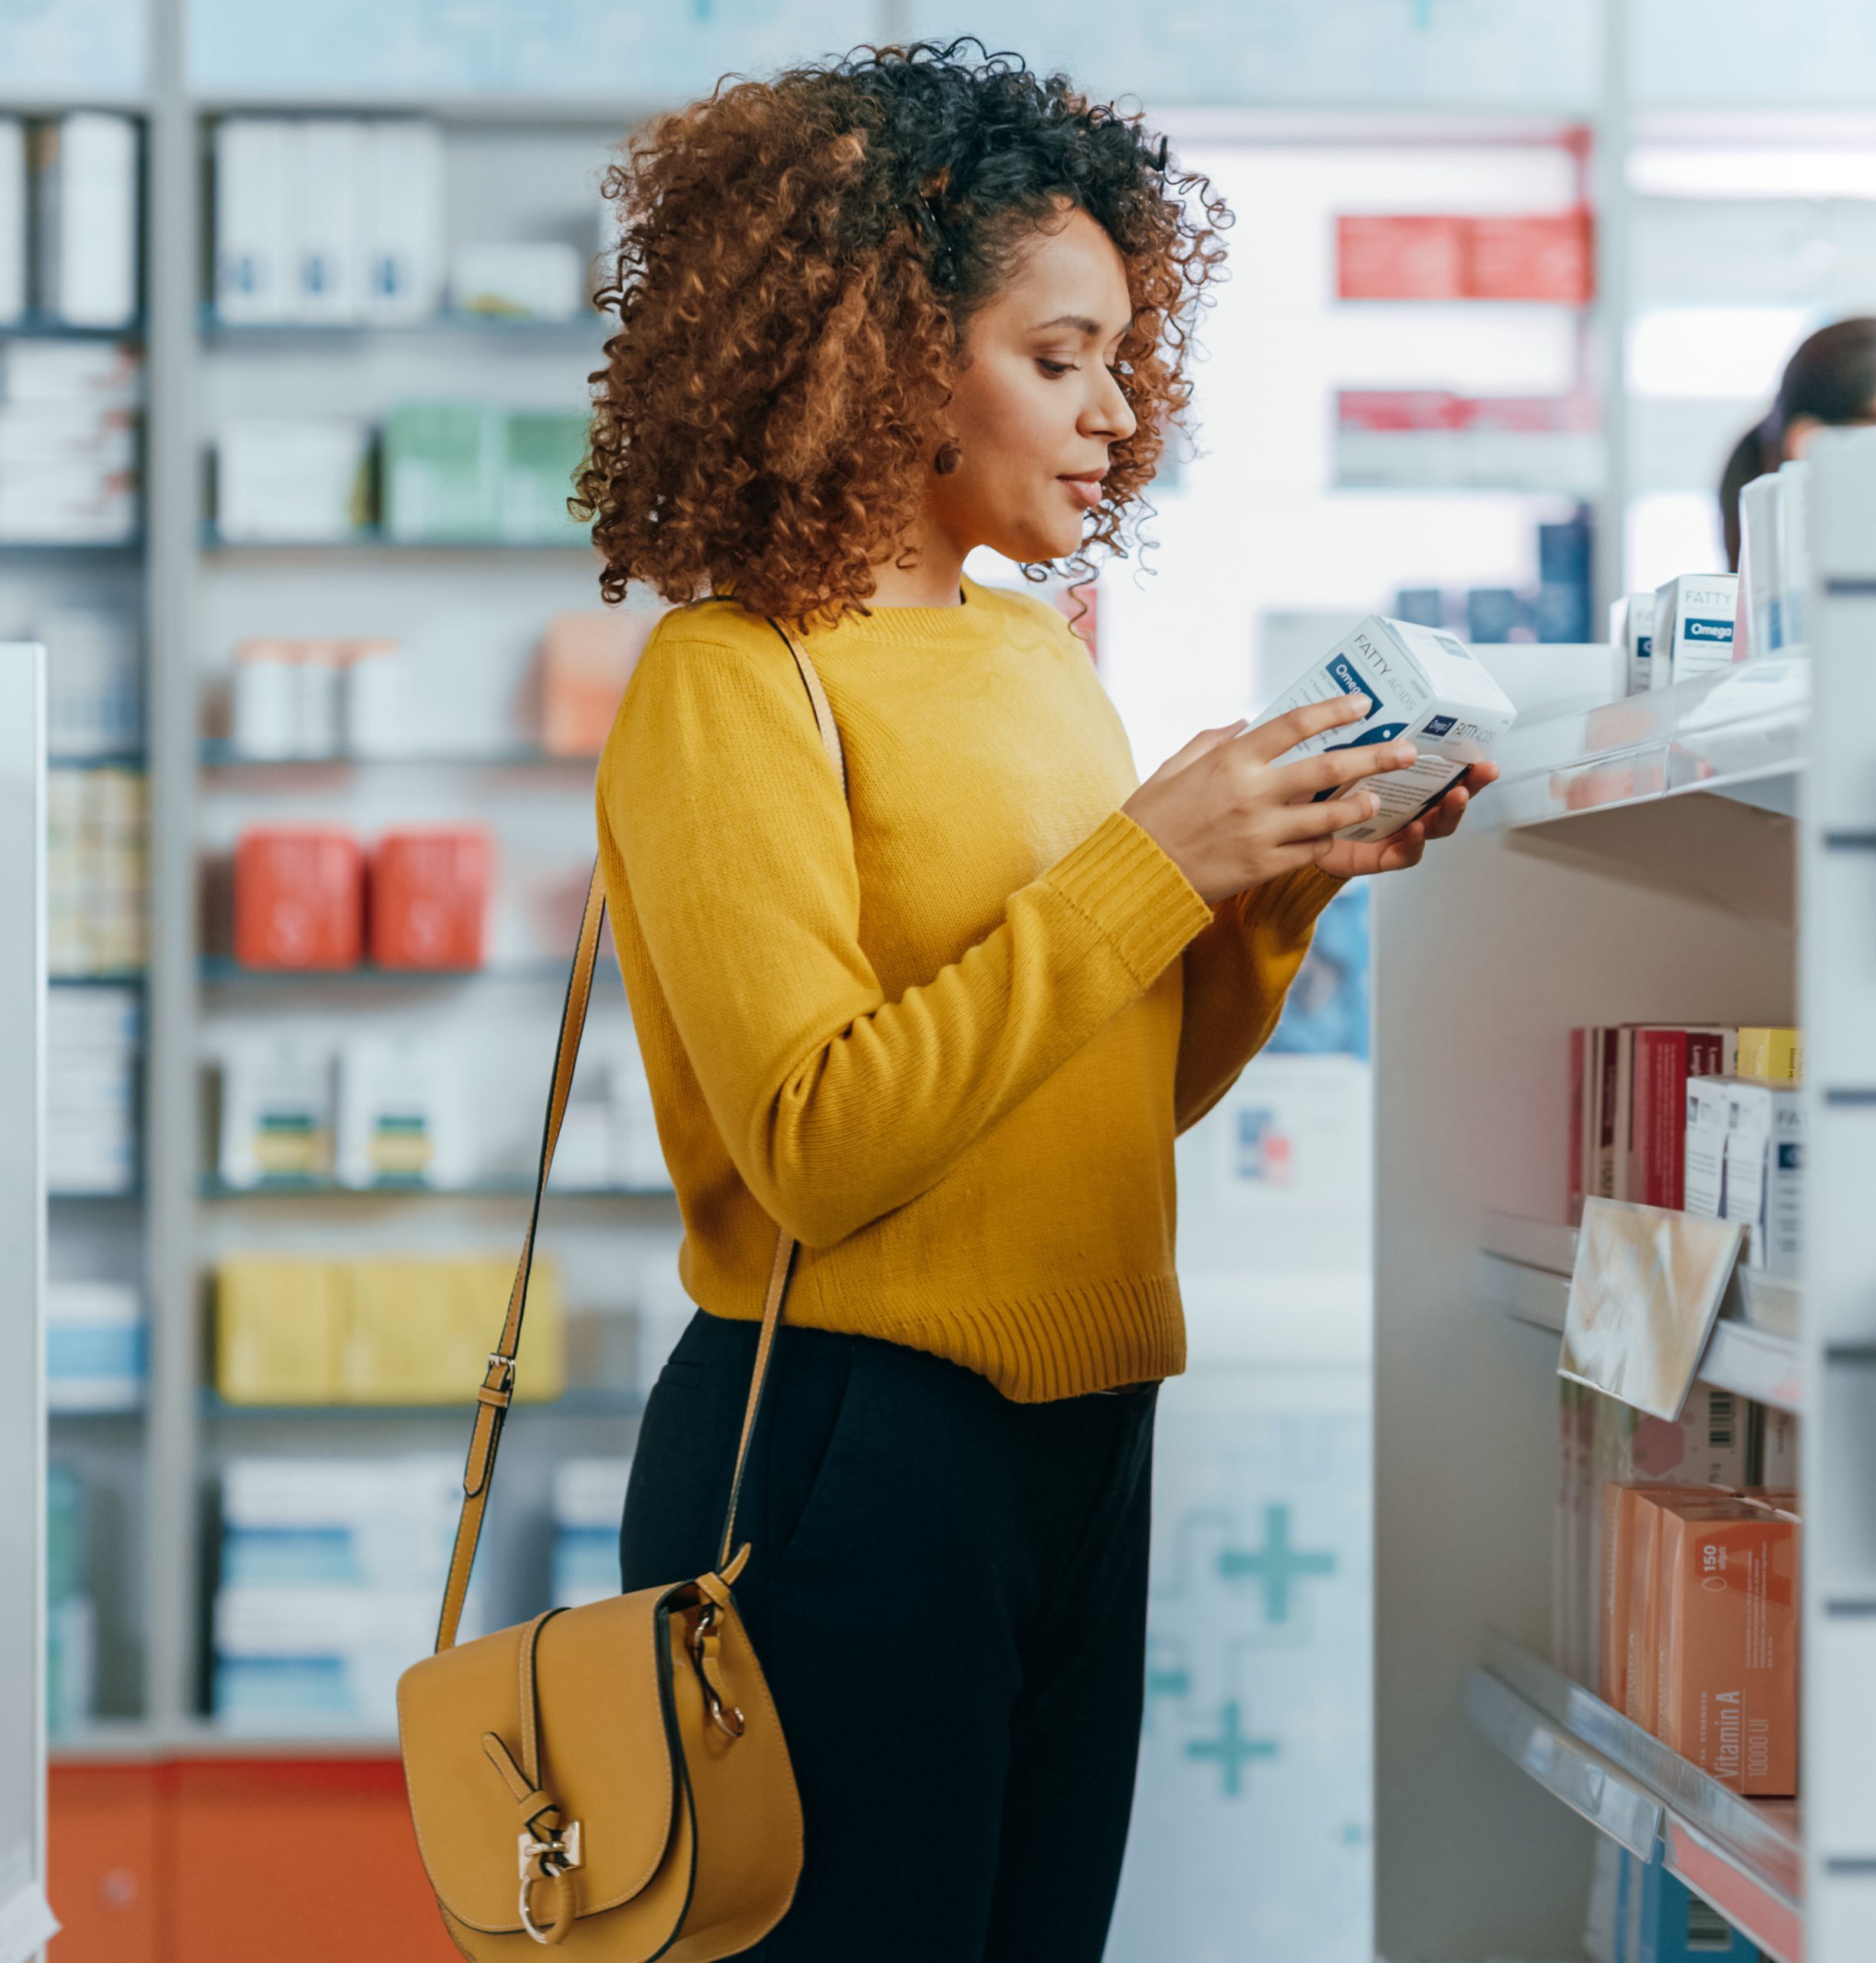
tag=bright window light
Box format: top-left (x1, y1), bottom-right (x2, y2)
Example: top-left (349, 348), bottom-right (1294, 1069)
top-left (1629, 147), bottom-right (1876, 201)
top-left (1627, 492), bottom-right (1726, 594)
top-left (1628, 307), bottom-right (1812, 400)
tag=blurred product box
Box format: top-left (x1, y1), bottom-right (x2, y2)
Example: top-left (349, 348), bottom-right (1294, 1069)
top-left (46, 1281), bottom-right (146, 1411)
top-left (1584, 1837), bottom-right (1762, 1962)
top-left (450, 240), bottom-right (584, 321)
top-left (336, 1034), bottom-right (467, 1187)
top-left (47, 984), bottom-right (138, 1195)
top-left (1736, 1027), bottom-right (1802, 1083)
top-left (216, 417), bottom-right (372, 542)
top-left (1335, 389), bottom-right (1601, 496)
top-left (1465, 209), bottom-right (1594, 303)
top-left (2, 337), bottom-right (141, 403)
top-left (48, 764), bottom-right (146, 976)
top-left (216, 1253), bottom-right (564, 1404)
top-left (538, 609), bottom-right (657, 755)
top-left (501, 410), bottom-right (589, 542)
top-left (0, 117), bottom-right (24, 324)
top-left (0, 337), bottom-right (141, 539)
top-left (1335, 214), bottom-right (1466, 299)
top-left (46, 1465), bottom-right (94, 1737)
top-left (383, 400), bottom-right (501, 540)
top-left (1337, 209), bottom-right (1595, 303)
top-left (217, 1034), bottom-right (336, 1186)
top-left (233, 825), bottom-right (365, 967)
top-left (214, 117), bottom-right (444, 325)
top-left (342, 636), bottom-right (404, 753)
top-left (229, 633), bottom-right (403, 758)
top-left (41, 608), bottom-right (143, 757)
top-left (550, 1051), bottom-right (670, 1194)
top-left (551, 1458), bottom-right (634, 1608)
top-left (31, 113), bottom-right (139, 329)
top-left (1721, 1079), bottom-right (1803, 1277)
top-left (214, 1452), bottom-right (464, 1731)
top-left (1611, 590), bottom-right (1657, 693)
top-left (368, 826), bottom-right (492, 968)
top-left (1651, 574), bottom-right (1740, 687)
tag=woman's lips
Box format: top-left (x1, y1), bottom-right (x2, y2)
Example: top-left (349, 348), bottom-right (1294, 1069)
top-left (1059, 474), bottom-right (1105, 510)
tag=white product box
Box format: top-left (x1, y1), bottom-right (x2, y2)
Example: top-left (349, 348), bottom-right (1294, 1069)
top-left (1683, 1075), bottom-right (1730, 1220)
top-left (35, 113), bottom-right (138, 329)
top-left (450, 241), bottom-right (584, 321)
top-left (219, 1037), bottom-right (336, 1187)
top-left (1777, 458), bottom-right (1811, 656)
top-left (1250, 614), bottom-right (1516, 843)
top-left (341, 638), bottom-right (406, 754)
top-left (1609, 591), bottom-right (1657, 696)
top-left (358, 120), bottom-right (445, 323)
top-left (336, 1035), bottom-right (466, 1189)
top-left (216, 418), bottom-right (369, 541)
top-left (39, 607), bottom-right (142, 756)
top-left (1651, 574), bottom-right (1740, 687)
top-left (294, 640), bottom-right (343, 758)
top-left (0, 117), bottom-right (25, 325)
top-left (0, 337), bottom-right (140, 405)
top-left (214, 118), bottom-right (293, 324)
top-left (290, 120), bottom-right (360, 321)
top-left (1737, 471), bottom-right (1786, 659)
top-left (221, 1455), bottom-right (462, 1587)
top-left (1723, 1079), bottom-right (1803, 1277)
top-left (46, 1282), bottom-right (146, 1411)
top-left (229, 638), bottom-right (299, 757)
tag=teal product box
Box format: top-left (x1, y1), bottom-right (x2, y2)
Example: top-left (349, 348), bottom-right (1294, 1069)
top-left (382, 401), bottom-right (502, 541)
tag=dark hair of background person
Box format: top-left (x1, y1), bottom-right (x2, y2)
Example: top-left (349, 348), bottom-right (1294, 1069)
top-left (574, 39), bottom-right (1230, 626)
top-left (1720, 316), bottom-right (1876, 568)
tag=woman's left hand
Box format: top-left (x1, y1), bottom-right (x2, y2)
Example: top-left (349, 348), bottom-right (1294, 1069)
top-left (1313, 760), bottom-right (1501, 880)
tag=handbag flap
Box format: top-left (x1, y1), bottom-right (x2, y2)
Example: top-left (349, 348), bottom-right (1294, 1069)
top-left (398, 1587), bottom-right (680, 1933)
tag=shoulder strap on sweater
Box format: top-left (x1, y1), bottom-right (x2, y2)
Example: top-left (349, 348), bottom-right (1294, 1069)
top-left (433, 615), bottom-right (847, 1652)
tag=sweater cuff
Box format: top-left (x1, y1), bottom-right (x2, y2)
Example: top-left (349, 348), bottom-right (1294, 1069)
top-left (1042, 810), bottom-right (1216, 988)
top-left (1245, 863), bottom-right (1347, 937)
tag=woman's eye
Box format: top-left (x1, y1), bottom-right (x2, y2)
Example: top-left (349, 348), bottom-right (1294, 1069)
top-left (1036, 359), bottom-right (1075, 377)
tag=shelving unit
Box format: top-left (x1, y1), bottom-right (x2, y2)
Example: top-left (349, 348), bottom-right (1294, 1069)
top-left (1374, 433), bottom-right (1876, 1963)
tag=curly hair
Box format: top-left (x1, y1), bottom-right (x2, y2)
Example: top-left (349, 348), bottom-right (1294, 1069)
top-left (575, 39), bottom-right (1229, 626)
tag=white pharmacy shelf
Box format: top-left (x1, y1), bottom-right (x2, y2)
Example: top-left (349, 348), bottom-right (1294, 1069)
top-left (1476, 1210), bottom-right (1802, 1413)
top-left (1466, 1633), bottom-right (1802, 1963)
top-left (1488, 656), bottom-right (1809, 829)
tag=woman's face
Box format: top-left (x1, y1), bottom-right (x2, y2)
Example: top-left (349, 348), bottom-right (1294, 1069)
top-left (925, 206), bottom-right (1139, 567)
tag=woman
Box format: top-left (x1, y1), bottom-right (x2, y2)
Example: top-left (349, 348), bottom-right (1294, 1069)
top-left (580, 41), bottom-right (1491, 1961)
top-left (1720, 315), bottom-right (1876, 569)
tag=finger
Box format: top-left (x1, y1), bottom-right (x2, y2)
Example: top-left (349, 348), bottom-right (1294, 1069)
top-left (1278, 790), bottom-right (1381, 841)
top-left (1422, 785), bottom-right (1470, 838)
top-left (1379, 823), bottom-right (1428, 870)
top-left (1235, 692), bottom-right (1369, 764)
top-left (1144, 719), bottom-right (1248, 787)
top-left (1275, 738), bottom-right (1418, 801)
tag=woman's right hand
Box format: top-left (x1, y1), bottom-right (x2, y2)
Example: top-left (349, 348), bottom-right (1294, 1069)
top-left (1121, 697), bottom-right (1420, 904)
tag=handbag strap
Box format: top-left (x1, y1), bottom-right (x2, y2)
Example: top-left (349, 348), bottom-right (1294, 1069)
top-left (433, 616), bottom-right (847, 1653)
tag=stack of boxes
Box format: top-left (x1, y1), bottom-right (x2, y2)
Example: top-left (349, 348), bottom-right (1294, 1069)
top-left (48, 984), bottom-right (139, 1195)
top-left (215, 1251), bottom-right (564, 1404)
top-left (0, 337), bottom-right (140, 544)
top-left (46, 1465), bottom-right (94, 1737)
top-left (42, 608), bottom-right (143, 759)
top-left (0, 111), bottom-right (140, 330)
top-left (48, 764), bottom-right (146, 977)
top-left (1335, 208), bottom-right (1595, 303)
top-left (1685, 1028), bottom-right (1804, 1286)
top-left (212, 1455), bottom-right (467, 1733)
top-left (46, 1281), bottom-right (146, 1411)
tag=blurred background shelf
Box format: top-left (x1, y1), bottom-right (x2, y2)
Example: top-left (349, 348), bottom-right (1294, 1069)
top-left (198, 1175), bottom-right (673, 1200)
top-left (199, 1387), bottom-right (643, 1420)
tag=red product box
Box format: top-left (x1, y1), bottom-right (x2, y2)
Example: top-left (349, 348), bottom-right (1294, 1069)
top-left (1335, 214), bottom-right (1468, 300)
top-left (370, 828), bottom-right (492, 969)
top-left (1336, 389), bottom-right (1464, 432)
top-left (1464, 210), bottom-right (1595, 303)
top-left (1628, 1027), bottom-right (1733, 1208)
top-left (233, 828), bottom-right (365, 969)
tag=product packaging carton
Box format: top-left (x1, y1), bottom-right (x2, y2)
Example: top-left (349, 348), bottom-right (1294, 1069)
top-left (1601, 1481), bottom-right (1699, 1710)
top-left (368, 827), bottom-right (491, 969)
top-left (1651, 574), bottom-right (1742, 688)
top-left (1654, 1497), bottom-right (1799, 1793)
top-left (1610, 592), bottom-right (1657, 696)
top-left (217, 1257), bottom-right (344, 1402)
top-left (1723, 1080), bottom-right (1804, 1277)
top-left (1736, 1027), bottom-right (1802, 1083)
top-left (217, 1037), bottom-right (337, 1188)
top-left (1250, 615), bottom-right (1516, 843)
top-left (234, 827), bottom-right (365, 968)
top-left (1627, 1028), bottom-right (1734, 1209)
top-left (1683, 1076), bottom-right (1731, 1221)
top-left (1624, 1488), bottom-right (1675, 1729)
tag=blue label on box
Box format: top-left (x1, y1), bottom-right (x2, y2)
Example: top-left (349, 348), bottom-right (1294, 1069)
top-left (1637, 634), bottom-right (1653, 659)
top-left (1423, 714), bottom-right (1456, 737)
top-left (1684, 616), bottom-right (1734, 644)
top-left (1778, 1142), bottom-right (1802, 1171)
top-left (1325, 653), bottom-right (1381, 717)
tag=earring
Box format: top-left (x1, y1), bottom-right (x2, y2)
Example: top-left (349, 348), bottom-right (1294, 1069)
top-left (934, 441), bottom-right (961, 476)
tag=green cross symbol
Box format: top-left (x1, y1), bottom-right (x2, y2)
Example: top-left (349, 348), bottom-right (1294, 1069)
top-left (1216, 1504), bottom-right (1336, 1623)
top-left (1184, 1700), bottom-right (1279, 1796)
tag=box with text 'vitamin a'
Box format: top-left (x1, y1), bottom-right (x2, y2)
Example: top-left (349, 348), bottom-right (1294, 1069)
top-left (1252, 615), bottom-right (1517, 843)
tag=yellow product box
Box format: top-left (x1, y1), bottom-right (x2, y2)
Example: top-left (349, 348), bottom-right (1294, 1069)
top-left (1736, 1028), bottom-right (1802, 1083)
top-left (216, 1257), bottom-right (344, 1402)
top-left (339, 1254), bottom-right (565, 1403)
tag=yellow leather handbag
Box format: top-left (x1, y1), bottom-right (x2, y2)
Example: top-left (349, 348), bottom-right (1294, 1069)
top-left (398, 623), bottom-right (846, 1956)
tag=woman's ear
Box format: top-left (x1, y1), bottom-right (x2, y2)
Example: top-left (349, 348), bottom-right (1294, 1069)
top-left (1782, 413), bottom-right (1822, 461)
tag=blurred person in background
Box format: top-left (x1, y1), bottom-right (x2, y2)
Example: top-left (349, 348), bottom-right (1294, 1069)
top-left (576, 40), bottom-right (1489, 1961)
top-left (1720, 314), bottom-right (1876, 567)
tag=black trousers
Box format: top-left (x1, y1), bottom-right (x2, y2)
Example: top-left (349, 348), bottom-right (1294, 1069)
top-left (618, 1308), bottom-right (1159, 1963)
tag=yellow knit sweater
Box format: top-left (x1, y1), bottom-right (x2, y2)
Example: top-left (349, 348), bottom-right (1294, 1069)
top-left (596, 577), bottom-right (1340, 1402)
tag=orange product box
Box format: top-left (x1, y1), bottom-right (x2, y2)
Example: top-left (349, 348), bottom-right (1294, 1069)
top-left (1601, 1481), bottom-right (1693, 1709)
top-left (233, 827), bottom-right (365, 969)
top-left (369, 828), bottom-right (492, 969)
top-left (1335, 214), bottom-right (1468, 300)
top-left (538, 609), bottom-right (660, 757)
top-left (1655, 1498), bottom-right (1799, 1794)
top-left (1463, 210), bottom-right (1595, 303)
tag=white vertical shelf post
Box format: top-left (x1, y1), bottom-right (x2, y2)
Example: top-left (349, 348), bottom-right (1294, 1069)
top-left (1799, 428), bottom-right (1876, 1958)
top-left (0, 643), bottom-right (56, 1963)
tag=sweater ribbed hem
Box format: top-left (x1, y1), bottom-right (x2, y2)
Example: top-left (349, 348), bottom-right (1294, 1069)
top-left (1042, 811), bottom-right (1215, 991)
top-left (1249, 863), bottom-right (1347, 937)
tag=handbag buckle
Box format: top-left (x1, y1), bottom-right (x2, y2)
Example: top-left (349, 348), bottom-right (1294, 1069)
top-left (518, 1821), bottom-right (581, 1945)
top-left (689, 1602), bottom-right (746, 1740)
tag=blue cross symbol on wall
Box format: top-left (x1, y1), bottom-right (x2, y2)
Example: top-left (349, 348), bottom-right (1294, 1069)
top-left (1143, 1641), bottom-right (1192, 1735)
top-left (1184, 1700), bottom-right (1279, 1797)
top-left (1216, 1504), bottom-right (1337, 1623)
